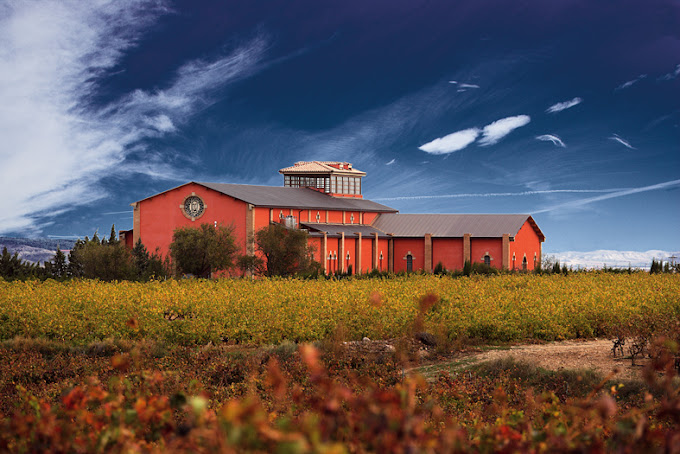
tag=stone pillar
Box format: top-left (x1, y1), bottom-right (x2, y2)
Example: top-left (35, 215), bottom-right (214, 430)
top-left (323, 233), bottom-right (328, 274)
top-left (388, 237), bottom-right (394, 273)
top-left (355, 233), bottom-right (362, 274)
top-left (342, 211), bottom-right (346, 224)
top-left (424, 234), bottom-right (433, 273)
top-left (463, 233), bottom-right (471, 264)
top-left (373, 232), bottom-right (379, 270)
top-left (502, 234), bottom-right (510, 270)
top-left (132, 203), bottom-right (140, 245)
top-left (246, 204), bottom-right (255, 255)
top-left (338, 232), bottom-right (345, 273)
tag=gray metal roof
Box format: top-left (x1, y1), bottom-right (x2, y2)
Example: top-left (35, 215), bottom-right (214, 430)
top-left (196, 182), bottom-right (397, 212)
top-left (372, 213), bottom-right (545, 240)
top-left (302, 223), bottom-right (390, 239)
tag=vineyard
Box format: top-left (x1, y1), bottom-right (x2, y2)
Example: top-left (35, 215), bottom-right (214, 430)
top-left (0, 273), bottom-right (678, 345)
top-left (0, 273), bottom-right (679, 451)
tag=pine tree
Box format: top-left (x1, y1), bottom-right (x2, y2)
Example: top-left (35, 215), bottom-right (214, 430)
top-left (50, 246), bottom-right (67, 279)
top-left (108, 224), bottom-right (119, 245)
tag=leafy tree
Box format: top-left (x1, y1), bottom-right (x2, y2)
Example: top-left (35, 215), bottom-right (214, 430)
top-left (462, 259), bottom-right (472, 276)
top-left (254, 223), bottom-right (315, 277)
top-left (236, 254), bottom-right (264, 277)
top-left (78, 240), bottom-right (136, 281)
top-left (169, 223), bottom-right (238, 278)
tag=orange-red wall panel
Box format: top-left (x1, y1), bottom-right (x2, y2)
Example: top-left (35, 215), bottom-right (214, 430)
top-left (138, 183), bottom-right (248, 260)
top-left (470, 238), bottom-right (503, 268)
top-left (392, 238), bottom-right (425, 273)
top-left (510, 221), bottom-right (542, 270)
top-left (432, 238), bottom-right (465, 271)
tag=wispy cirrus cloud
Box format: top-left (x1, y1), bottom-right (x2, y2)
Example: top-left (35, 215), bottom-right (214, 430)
top-left (608, 134), bottom-right (635, 149)
top-left (659, 63), bottom-right (680, 81)
top-left (615, 74), bottom-right (646, 90)
top-left (535, 134), bottom-right (566, 148)
top-left (0, 0), bottom-right (268, 234)
top-left (386, 159), bottom-right (396, 165)
top-left (448, 80), bottom-right (480, 92)
top-left (373, 188), bottom-right (620, 201)
top-left (533, 179), bottom-right (680, 214)
top-left (546, 97), bottom-right (582, 113)
top-left (478, 115), bottom-right (531, 146)
top-left (419, 128), bottom-right (481, 154)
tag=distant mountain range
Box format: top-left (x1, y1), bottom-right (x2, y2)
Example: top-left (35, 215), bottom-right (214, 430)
top-left (548, 250), bottom-right (678, 270)
top-left (0, 237), bottom-right (78, 265)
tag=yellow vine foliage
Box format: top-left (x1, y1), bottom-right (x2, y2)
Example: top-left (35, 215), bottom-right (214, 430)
top-left (0, 273), bottom-right (678, 345)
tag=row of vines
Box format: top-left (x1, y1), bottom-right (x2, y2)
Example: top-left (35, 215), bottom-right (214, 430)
top-left (1, 273), bottom-right (678, 345)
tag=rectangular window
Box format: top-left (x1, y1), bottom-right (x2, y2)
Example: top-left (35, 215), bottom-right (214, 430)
top-left (349, 178), bottom-right (355, 195)
top-left (343, 177), bottom-right (348, 194)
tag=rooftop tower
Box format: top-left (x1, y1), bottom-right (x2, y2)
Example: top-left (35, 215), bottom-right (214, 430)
top-left (278, 161), bottom-right (365, 198)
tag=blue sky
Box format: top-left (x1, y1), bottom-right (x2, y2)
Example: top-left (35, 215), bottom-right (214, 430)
top-left (1, 0), bottom-right (678, 256)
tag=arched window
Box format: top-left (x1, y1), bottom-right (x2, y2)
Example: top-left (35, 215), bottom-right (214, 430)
top-left (512, 252), bottom-right (516, 270)
top-left (522, 255), bottom-right (528, 271)
top-left (406, 254), bottom-right (413, 272)
top-left (483, 254), bottom-right (491, 266)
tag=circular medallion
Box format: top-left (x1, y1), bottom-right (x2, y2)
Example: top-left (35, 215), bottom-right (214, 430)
top-left (182, 195), bottom-right (206, 220)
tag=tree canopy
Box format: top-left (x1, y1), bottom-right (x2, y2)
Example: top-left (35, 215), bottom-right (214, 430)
top-left (254, 223), bottom-right (316, 277)
top-left (169, 223), bottom-right (238, 278)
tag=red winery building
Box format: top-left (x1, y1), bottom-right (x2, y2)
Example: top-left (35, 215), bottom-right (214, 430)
top-left (121, 161), bottom-right (545, 273)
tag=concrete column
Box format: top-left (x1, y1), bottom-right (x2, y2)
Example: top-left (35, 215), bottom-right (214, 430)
top-left (424, 233), bottom-right (433, 273)
top-left (388, 237), bottom-right (394, 273)
top-left (463, 233), bottom-right (471, 263)
top-left (323, 233), bottom-right (328, 274)
top-left (246, 204), bottom-right (255, 255)
top-left (325, 210), bottom-right (329, 223)
top-left (269, 208), bottom-right (274, 222)
top-left (132, 203), bottom-right (141, 246)
top-left (339, 232), bottom-right (345, 273)
top-left (373, 232), bottom-right (379, 270)
top-left (342, 211), bottom-right (346, 224)
top-left (502, 234), bottom-right (510, 270)
top-left (355, 233), bottom-right (362, 274)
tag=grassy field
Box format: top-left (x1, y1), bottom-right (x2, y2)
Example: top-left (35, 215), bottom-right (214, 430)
top-left (1, 273), bottom-right (678, 345)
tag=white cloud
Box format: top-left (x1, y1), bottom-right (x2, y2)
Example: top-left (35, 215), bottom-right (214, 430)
top-left (144, 115), bottom-right (176, 133)
top-left (550, 250), bottom-right (677, 269)
top-left (386, 158), bottom-right (396, 165)
top-left (0, 0), bottom-right (268, 234)
top-left (459, 83), bottom-right (480, 89)
top-left (373, 188), bottom-right (619, 201)
top-left (478, 115), bottom-right (530, 146)
top-left (534, 179), bottom-right (680, 214)
top-left (615, 74), bottom-right (646, 90)
top-left (535, 134), bottom-right (566, 148)
top-left (546, 97), bottom-right (582, 113)
top-left (659, 63), bottom-right (680, 81)
top-left (448, 81), bottom-right (480, 91)
top-left (418, 128), bottom-right (481, 154)
top-left (608, 134), bottom-right (635, 149)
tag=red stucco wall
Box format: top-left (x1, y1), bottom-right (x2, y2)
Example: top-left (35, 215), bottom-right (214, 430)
top-left (392, 238), bottom-right (425, 273)
top-left (432, 238), bottom-right (465, 271)
top-left (470, 238), bottom-right (503, 268)
top-left (138, 183), bottom-right (248, 260)
top-left (509, 220), bottom-right (542, 271)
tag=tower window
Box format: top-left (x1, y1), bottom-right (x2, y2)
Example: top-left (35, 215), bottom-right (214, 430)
top-left (484, 254), bottom-right (491, 266)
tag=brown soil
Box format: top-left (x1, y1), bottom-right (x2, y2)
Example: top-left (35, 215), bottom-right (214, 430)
top-left (459, 339), bottom-right (648, 381)
top-left (414, 339), bottom-right (651, 381)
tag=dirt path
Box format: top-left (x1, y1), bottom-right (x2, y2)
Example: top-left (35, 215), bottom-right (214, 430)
top-left (418, 339), bottom-right (648, 381)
